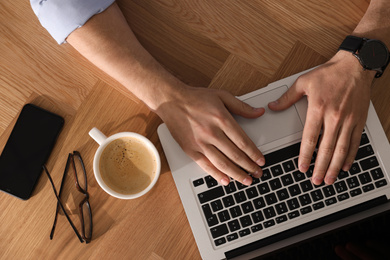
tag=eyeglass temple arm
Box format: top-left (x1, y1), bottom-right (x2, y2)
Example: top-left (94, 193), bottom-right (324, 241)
top-left (43, 165), bottom-right (84, 243)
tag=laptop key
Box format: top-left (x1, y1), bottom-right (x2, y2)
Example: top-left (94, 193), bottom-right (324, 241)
top-left (245, 187), bottom-right (259, 199)
top-left (253, 197), bottom-right (266, 209)
top-left (198, 186), bottom-right (225, 204)
top-left (358, 172), bottom-right (372, 185)
top-left (202, 204), bottom-right (219, 227)
top-left (370, 168), bottom-right (384, 180)
top-left (222, 195), bottom-right (235, 207)
top-left (251, 224), bottom-right (263, 233)
top-left (282, 160), bottom-right (295, 173)
top-left (375, 179), bottom-right (388, 188)
top-left (362, 183), bottom-right (375, 193)
top-left (258, 182), bottom-right (271, 195)
top-left (355, 145), bottom-right (374, 160)
top-left (287, 198), bottom-right (300, 210)
top-left (298, 194), bottom-right (312, 206)
top-left (276, 188), bottom-right (289, 201)
top-left (264, 219), bottom-right (275, 228)
top-left (234, 191), bottom-right (247, 203)
top-left (210, 224), bottom-right (229, 238)
top-left (271, 164), bottom-right (284, 177)
top-left (261, 169), bottom-right (272, 181)
top-left (210, 200), bottom-right (223, 212)
top-left (300, 206), bottom-right (312, 215)
top-left (293, 171), bottom-right (306, 182)
top-left (241, 201), bottom-right (254, 214)
top-left (350, 188), bottom-right (362, 197)
top-left (239, 228), bottom-right (251, 237)
top-left (239, 216), bottom-right (253, 227)
top-left (224, 182), bottom-right (237, 194)
top-left (193, 178), bottom-right (204, 187)
top-left (276, 215), bottom-right (288, 224)
top-left (229, 206), bottom-right (242, 218)
top-left (300, 180), bottom-right (313, 192)
top-left (325, 197), bottom-right (337, 206)
top-left (226, 233), bottom-right (239, 242)
top-left (349, 163), bottom-right (361, 175)
top-left (265, 193), bottom-right (278, 205)
top-left (251, 211), bottom-right (264, 223)
top-left (288, 184), bottom-right (302, 196)
top-left (264, 206), bottom-right (276, 219)
top-left (288, 210), bottom-right (300, 219)
top-left (334, 181), bottom-right (348, 193)
top-left (337, 192), bottom-right (350, 202)
top-left (214, 237), bottom-right (226, 246)
top-left (322, 185), bottom-right (336, 197)
top-left (346, 176), bottom-right (359, 189)
top-left (228, 219), bottom-right (240, 232)
top-left (360, 156), bottom-right (379, 171)
top-left (281, 173), bottom-right (294, 186)
top-left (218, 210), bottom-right (231, 223)
top-left (205, 175), bottom-right (218, 188)
top-left (313, 201), bottom-right (325, 210)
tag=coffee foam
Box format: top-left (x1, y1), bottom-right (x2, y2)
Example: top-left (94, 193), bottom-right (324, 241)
top-left (99, 137), bottom-right (157, 195)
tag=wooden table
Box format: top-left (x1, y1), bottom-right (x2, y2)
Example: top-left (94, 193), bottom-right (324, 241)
top-left (1, 0), bottom-right (389, 259)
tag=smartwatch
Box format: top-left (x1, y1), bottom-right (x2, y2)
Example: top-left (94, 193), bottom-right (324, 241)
top-left (338, 35), bottom-right (390, 78)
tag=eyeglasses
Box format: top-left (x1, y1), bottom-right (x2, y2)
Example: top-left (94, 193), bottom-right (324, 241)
top-left (43, 151), bottom-right (93, 243)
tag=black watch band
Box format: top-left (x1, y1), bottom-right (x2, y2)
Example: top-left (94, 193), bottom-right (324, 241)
top-left (338, 35), bottom-right (364, 53)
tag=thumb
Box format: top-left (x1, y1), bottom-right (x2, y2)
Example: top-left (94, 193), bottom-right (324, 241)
top-left (268, 83), bottom-right (304, 111)
top-left (221, 92), bottom-right (265, 119)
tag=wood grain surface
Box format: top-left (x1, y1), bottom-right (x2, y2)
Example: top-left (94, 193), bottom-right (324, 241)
top-left (0, 0), bottom-right (388, 259)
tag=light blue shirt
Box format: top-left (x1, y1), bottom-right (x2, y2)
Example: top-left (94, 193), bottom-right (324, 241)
top-left (30, 0), bottom-right (115, 44)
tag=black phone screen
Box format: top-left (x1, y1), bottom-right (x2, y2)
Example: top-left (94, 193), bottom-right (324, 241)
top-left (0, 104), bottom-right (64, 200)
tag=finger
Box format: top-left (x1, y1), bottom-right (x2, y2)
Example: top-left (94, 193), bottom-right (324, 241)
top-left (298, 110), bottom-right (323, 175)
top-left (268, 79), bottom-right (305, 111)
top-left (221, 112), bottom-right (266, 166)
top-left (211, 131), bottom-right (263, 178)
top-left (203, 144), bottom-right (253, 186)
top-left (312, 124), bottom-right (342, 185)
top-left (221, 91), bottom-right (265, 119)
top-left (191, 152), bottom-right (231, 186)
top-left (324, 126), bottom-right (352, 184)
top-left (342, 126), bottom-right (365, 171)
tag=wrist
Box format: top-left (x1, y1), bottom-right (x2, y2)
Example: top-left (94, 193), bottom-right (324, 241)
top-left (332, 50), bottom-right (376, 82)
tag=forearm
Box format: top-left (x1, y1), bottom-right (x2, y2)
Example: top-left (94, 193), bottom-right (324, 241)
top-left (66, 3), bottom-right (186, 111)
top-left (352, 0), bottom-right (390, 46)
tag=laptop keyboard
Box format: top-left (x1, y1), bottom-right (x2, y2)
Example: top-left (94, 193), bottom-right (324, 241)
top-left (193, 131), bottom-right (388, 247)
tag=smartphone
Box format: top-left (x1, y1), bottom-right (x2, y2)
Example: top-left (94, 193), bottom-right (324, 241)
top-left (0, 104), bottom-right (64, 200)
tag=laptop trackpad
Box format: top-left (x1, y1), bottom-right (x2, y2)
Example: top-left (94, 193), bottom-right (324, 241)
top-left (234, 85), bottom-right (304, 147)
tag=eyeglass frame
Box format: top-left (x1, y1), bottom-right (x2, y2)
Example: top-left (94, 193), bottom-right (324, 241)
top-left (43, 151), bottom-right (93, 243)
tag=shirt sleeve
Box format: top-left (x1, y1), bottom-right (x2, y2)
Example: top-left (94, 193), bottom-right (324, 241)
top-left (30, 0), bottom-right (115, 44)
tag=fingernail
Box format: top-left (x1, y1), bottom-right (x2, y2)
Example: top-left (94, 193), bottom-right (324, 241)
top-left (269, 100), bottom-right (278, 106)
top-left (256, 158), bottom-right (265, 166)
top-left (253, 169), bottom-right (262, 178)
top-left (243, 177), bottom-right (252, 186)
top-left (342, 163), bottom-right (352, 171)
top-left (299, 163), bottom-right (309, 173)
top-left (220, 177), bottom-right (230, 186)
top-left (313, 176), bottom-right (322, 184)
top-left (325, 176), bottom-right (336, 185)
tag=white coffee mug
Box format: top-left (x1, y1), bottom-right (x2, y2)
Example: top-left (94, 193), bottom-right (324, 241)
top-left (89, 127), bottom-right (161, 199)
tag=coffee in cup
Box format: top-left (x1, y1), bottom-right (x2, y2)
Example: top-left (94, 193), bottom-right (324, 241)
top-left (89, 128), bottom-right (161, 199)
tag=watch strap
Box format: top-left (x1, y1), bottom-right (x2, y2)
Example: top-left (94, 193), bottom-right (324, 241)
top-left (338, 35), bottom-right (364, 53)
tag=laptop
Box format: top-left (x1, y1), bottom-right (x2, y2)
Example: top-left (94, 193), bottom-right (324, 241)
top-left (157, 68), bottom-right (390, 260)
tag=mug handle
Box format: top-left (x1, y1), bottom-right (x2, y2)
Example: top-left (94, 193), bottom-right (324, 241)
top-left (89, 127), bottom-right (107, 146)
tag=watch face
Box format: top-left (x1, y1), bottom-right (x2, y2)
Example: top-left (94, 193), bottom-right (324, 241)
top-left (359, 40), bottom-right (390, 70)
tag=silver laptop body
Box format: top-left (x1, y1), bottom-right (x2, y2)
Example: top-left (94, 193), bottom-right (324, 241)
top-left (157, 69), bottom-right (390, 260)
